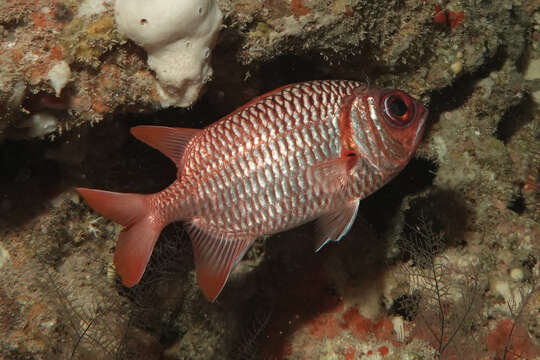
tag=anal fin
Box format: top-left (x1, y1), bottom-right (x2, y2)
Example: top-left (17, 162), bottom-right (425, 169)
top-left (186, 220), bottom-right (255, 301)
top-left (314, 199), bottom-right (360, 252)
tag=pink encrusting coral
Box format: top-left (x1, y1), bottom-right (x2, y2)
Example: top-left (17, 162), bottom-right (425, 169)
top-left (261, 282), bottom-right (401, 358)
top-left (433, 3), bottom-right (465, 28)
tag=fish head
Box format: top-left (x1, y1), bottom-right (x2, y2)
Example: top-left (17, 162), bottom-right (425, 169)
top-left (347, 85), bottom-right (428, 174)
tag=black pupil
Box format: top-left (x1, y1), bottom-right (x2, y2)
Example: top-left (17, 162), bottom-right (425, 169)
top-left (389, 98), bottom-right (408, 117)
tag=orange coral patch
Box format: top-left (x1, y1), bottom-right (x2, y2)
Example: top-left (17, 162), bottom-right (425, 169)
top-left (92, 101), bottom-right (111, 114)
top-left (10, 49), bottom-right (24, 62)
top-left (342, 346), bottom-right (356, 360)
top-left (448, 10), bottom-right (465, 28)
top-left (486, 318), bottom-right (540, 359)
top-left (308, 312), bottom-right (340, 340)
top-left (378, 345), bottom-right (389, 356)
top-left (342, 307), bottom-right (373, 340)
top-left (291, 0), bottom-right (310, 17)
top-left (374, 318), bottom-right (394, 341)
top-left (50, 45), bottom-right (63, 61)
top-left (31, 12), bottom-right (50, 29)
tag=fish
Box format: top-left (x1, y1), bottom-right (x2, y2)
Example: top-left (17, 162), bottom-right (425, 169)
top-left (76, 80), bottom-right (428, 301)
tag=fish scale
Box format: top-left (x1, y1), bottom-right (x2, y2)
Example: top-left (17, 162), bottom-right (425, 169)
top-left (76, 80), bottom-right (427, 301)
top-left (178, 81), bottom-right (356, 235)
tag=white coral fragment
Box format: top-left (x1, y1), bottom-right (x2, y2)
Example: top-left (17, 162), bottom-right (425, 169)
top-left (114, 0), bottom-right (222, 107)
top-left (78, 0), bottom-right (112, 17)
top-left (0, 244), bottom-right (10, 269)
top-left (47, 61), bottom-right (71, 97)
top-left (21, 113), bottom-right (59, 138)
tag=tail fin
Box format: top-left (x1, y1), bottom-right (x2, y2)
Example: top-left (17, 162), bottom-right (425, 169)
top-left (76, 188), bottom-right (163, 287)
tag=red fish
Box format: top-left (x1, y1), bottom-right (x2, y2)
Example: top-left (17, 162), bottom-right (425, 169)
top-left (77, 80), bottom-right (428, 301)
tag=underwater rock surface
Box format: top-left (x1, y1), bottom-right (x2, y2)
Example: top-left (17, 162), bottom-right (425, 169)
top-left (0, 0), bottom-right (538, 359)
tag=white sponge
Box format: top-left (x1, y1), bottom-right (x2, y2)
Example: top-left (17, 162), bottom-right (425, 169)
top-left (47, 61), bottom-right (71, 97)
top-left (114, 0), bottom-right (222, 107)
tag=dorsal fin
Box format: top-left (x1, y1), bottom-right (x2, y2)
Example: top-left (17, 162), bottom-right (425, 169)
top-left (130, 126), bottom-right (201, 168)
top-left (186, 220), bottom-right (255, 301)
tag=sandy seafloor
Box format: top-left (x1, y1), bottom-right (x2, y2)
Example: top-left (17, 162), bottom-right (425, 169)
top-left (0, 0), bottom-right (539, 359)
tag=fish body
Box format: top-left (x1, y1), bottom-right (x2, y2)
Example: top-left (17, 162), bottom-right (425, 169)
top-left (77, 80), bottom-right (428, 301)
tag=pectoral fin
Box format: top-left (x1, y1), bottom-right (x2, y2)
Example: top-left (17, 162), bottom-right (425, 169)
top-left (186, 220), bottom-right (255, 302)
top-left (307, 151), bottom-right (358, 194)
top-left (314, 199), bottom-right (360, 252)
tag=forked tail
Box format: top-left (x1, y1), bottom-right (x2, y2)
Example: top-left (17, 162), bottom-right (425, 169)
top-left (76, 126), bottom-right (200, 290)
top-left (76, 188), bottom-right (164, 287)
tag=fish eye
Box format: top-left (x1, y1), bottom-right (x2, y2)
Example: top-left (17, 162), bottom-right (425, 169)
top-left (382, 91), bottom-right (415, 128)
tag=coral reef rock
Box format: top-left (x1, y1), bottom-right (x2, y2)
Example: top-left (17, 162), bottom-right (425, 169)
top-left (0, 0), bottom-right (538, 359)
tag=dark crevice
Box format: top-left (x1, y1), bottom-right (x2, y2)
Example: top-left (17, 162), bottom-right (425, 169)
top-left (258, 54), bottom-right (337, 89)
top-left (0, 17), bottom-right (26, 30)
top-left (159, 329), bottom-right (181, 349)
top-left (395, 157), bottom-right (438, 196)
top-left (0, 116), bottom-right (173, 228)
top-left (428, 46), bottom-right (507, 116)
top-left (494, 93), bottom-right (536, 143)
top-left (522, 254), bottom-right (538, 274)
top-left (77, 117), bottom-right (174, 193)
top-left (389, 293), bottom-right (421, 321)
top-left (398, 189), bottom-right (471, 263)
top-left (507, 193), bottom-right (526, 215)
top-left (117, 224), bottom-right (192, 349)
top-left (229, 293), bottom-right (273, 360)
top-left (361, 157), bottom-right (438, 234)
top-left (0, 139), bottom-right (66, 228)
top-left (54, 3), bottom-right (74, 23)
top-left (253, 50), bottom-right (423, 94)
top-left (4, 88), bottom-right (76, 140)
